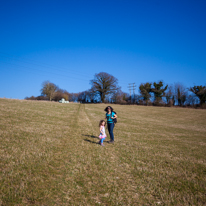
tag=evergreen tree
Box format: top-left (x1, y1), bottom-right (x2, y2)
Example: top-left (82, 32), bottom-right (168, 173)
top-left (139, 83), bottom-right (152, 105)
top-left (189, 86), bottom-right (206, 105)
top-left (151, 81), bottom-right (168, 104)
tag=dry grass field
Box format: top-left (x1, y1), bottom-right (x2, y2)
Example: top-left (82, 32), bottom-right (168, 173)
top-left (0, 98), bottom-right (205, 206)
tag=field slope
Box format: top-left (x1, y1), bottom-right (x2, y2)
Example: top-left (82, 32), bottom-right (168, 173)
top-left (0, 99), bottom-right (206, 205)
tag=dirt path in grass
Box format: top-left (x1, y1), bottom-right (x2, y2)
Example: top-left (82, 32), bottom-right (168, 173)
top-left (77, 104), bottom-right (142, 205)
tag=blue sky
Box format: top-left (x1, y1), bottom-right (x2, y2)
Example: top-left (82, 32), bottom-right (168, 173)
top-left (0, 0), bottom-right (205, 99)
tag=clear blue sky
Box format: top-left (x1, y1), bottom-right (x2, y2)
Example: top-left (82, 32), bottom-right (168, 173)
top-left (0, 0), bottom-right (205, 99)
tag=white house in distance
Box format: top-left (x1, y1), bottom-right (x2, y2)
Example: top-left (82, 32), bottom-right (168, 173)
top-left (59, 98), bottom-right (69, 103)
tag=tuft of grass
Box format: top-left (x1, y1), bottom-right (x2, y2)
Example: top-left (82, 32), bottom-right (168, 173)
top-left (0, 98), bottom-right (205, 205)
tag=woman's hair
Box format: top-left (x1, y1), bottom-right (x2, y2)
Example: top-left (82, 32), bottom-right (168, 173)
top-left (99, 120), bottom-right (106, 127)
top-left (104, 106), bottom-right (114, 112)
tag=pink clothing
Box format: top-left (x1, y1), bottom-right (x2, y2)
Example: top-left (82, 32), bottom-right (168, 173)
top-left (99, 134), bottom-right (107, 139)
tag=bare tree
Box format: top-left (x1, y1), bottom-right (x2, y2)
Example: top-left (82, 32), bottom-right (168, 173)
top-left (90, 72), bottom-right (120, 103)
top-left (174, 83), bottom-right (187, 106)
top-left (69, 93), bottom-right (79, 102)
top-left (123, 93), bottom-right (130, 103)
top-left (41, 81), bottom-right (58, 101)
top-left (87, 89), bottom-right (97, 103)
top-left (165, 85), bottom-right (174, 105)
top-left (53, 89), bottom-right (70, 101)
top-left (186, 93), bottom-right (199, 106)
top-left (77, 90), bottom-right (91, 103)
top-left (111, 89), bottom-right (127, 103)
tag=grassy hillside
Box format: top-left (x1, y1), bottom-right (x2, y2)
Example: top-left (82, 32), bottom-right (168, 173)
top-left (0, 98), bottom-right (205, 205)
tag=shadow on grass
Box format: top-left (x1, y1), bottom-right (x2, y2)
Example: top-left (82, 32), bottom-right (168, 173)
top-left (82, 134), bottom-right (103, 144)
top-left (84, 139), bottom-right (99, 144)
top-left (83, 134), bottom-right (111, 145)
top-left (82, 134), bottom-right (98, 139)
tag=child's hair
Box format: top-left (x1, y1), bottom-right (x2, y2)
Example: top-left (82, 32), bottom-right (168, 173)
top-left (99, 120), bottom-right (106, 127)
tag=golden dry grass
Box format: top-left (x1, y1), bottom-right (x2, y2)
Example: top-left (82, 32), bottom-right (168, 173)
top-left (0, 98), bottom-right (205, 205)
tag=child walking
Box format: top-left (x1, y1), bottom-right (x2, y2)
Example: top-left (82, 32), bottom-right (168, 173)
top-left (99, 120), bottom-right (107, 146)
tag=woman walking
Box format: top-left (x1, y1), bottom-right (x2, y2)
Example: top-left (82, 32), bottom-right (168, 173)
top-left (104, 106), bottom-right (117, 144)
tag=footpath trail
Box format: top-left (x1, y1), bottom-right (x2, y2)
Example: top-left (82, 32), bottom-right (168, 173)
top-left (80, 104), bottom-right (147, 205)
top-left (68, 103), bottom-right (140, 205)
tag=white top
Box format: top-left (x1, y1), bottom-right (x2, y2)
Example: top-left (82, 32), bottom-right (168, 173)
top-left (100, 126), bottom-right (106, 136)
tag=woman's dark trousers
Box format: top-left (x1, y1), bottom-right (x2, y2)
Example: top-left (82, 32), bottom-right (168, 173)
top-left (107, 123), bottom-right (114, 141)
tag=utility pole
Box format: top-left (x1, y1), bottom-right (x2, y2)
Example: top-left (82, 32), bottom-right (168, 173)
top-left (132, 83), bottom-right (136, 103)
top-left (128, 84), bottom-right (132, 97)
top-left (128, 83), bottom-right (136, 103)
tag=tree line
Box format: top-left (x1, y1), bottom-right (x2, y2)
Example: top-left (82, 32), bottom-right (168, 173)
top-left (138, 82), bottom-right (206, 107)
top-left (25, 72), bottom-right (206, 108)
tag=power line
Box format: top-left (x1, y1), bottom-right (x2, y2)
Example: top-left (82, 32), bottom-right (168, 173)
top-left (0, 52), bottom-right (93, 79)
top-left (0, 52), bottom-right (131, 84)
top-left (0, 51), bottom-right (133, 89)
top-left (0, 60), bottom-right (90, 82)
top-left (0, 61), bottom-right (131, 89)
top-left (0, 52), bottom-right (130, 86)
